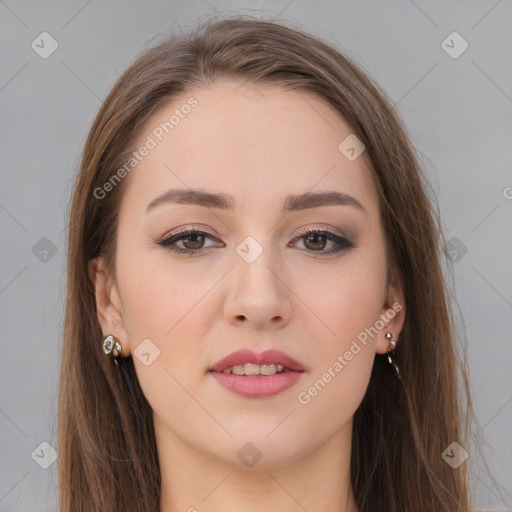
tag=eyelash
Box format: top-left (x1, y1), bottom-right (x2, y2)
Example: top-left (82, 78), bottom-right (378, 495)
top-left (155, 227), bottom-right (355, 257)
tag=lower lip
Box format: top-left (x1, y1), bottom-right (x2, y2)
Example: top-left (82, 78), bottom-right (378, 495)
top-left (209, 371), bottom-right (304, 398)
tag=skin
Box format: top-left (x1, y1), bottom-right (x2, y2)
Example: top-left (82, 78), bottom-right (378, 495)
top-left (90, 82), bottom-right (405, 512)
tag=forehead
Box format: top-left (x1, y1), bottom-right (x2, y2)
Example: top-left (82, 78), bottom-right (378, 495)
top-left (119, 82), bottom-right (378, 217)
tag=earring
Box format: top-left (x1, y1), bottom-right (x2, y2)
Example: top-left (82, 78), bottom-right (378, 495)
top-left (103, 334), bottom-right (122, 363)
top-left (385, 332), bottom-right (401, 380)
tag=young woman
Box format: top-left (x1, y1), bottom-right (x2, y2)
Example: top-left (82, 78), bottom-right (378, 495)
top-left (58, 16), bottom-right (475, 511)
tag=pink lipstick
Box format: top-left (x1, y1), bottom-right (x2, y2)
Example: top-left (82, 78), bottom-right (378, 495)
top-left (208, 348), bottom-right (305, 398)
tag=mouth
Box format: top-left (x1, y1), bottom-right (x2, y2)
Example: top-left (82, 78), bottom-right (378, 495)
top-left (209, 348), bottom-right (305, 374)
top-left (216, 363), bottom-right (292, 376)
top-left (208, 348), bottom-right (305, 398)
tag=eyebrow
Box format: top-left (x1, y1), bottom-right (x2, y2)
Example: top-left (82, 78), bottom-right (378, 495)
top-left (145, 188), bottom-right (365, 214)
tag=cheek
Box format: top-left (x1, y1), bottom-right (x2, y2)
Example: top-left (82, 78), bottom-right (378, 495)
top-left (296, 252), bottom-right (387, 348)
top-left (290, 254), bottom-right (386, 426)
top-left (115, 248), bottom-right (226, 412)
top-left (116, 237), bottom-right (218, 343)
top-left (117, 257), bottom-right (217, 437)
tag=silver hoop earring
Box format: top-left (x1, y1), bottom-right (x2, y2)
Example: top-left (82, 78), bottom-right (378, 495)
top-left (103, 334), bottom-right (122, 362)
top-left (385, 332), bottom-right (401, 380)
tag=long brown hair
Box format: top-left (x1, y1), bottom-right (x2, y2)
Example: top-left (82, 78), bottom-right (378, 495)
top-left (59, 15), bottom-right (476, 511)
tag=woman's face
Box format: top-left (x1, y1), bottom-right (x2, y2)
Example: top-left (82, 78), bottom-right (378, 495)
top-left (91, 82), bottom-right (404, 469)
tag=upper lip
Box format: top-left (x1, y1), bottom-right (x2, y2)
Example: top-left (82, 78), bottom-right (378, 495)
top-left (209, 348), bottom-right (305, 373)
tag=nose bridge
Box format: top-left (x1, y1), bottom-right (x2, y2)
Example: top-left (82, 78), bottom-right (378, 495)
top-left (224, 232), bottom-right (292, 327)
top-left (234, 233), bottom-right (282, 294)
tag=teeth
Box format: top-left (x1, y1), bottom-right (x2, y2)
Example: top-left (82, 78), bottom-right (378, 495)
top-left (244, 363), bottom-right (261, 376)
top-left (232, 365), bottom-right (245, 375)
top-left (260, 364), bottom-right (277, 376)
top-left (221, 363), bottom-right (286, 376)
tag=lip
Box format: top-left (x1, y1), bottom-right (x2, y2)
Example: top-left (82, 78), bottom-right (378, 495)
top-left (209, 348), bottom-right (305, 373)
top-left (208, 348), bottom-right (305, 399)
top-left (210, 372), bottom-right (303, 398)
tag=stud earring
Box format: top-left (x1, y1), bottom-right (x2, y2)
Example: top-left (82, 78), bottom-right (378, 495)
top-left (385, 332), bottom-right (401, 380)
top-left (103, 334), bottom-right (122, 363)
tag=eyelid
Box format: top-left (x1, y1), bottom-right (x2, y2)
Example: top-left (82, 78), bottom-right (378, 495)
top-left (293, 224), bottom-right (350, 240)
top-left (154, 225), bottom-right (222, 244)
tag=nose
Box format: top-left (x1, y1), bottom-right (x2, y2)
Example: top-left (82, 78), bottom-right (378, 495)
top-left (223, 248), bottom-right (293, 330)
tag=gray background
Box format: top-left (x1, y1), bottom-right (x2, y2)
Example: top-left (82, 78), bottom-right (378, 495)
top-left (1, 1), bottom-right (511, 510)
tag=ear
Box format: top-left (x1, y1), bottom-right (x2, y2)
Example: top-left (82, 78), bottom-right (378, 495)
top-left (375, 271), bottom-right (406, 355)
top-left (88, 257), bottom-right (131, 356)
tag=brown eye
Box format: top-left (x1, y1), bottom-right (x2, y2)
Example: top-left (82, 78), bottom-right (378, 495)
top-left (303, 233), bottom-right (328, 251)
top-left (294, 229), bottom-right (355, 256)
top-left (181, 233), bottom-right (206, 250)
top-left (156, 229), bottom-right (221, 255)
